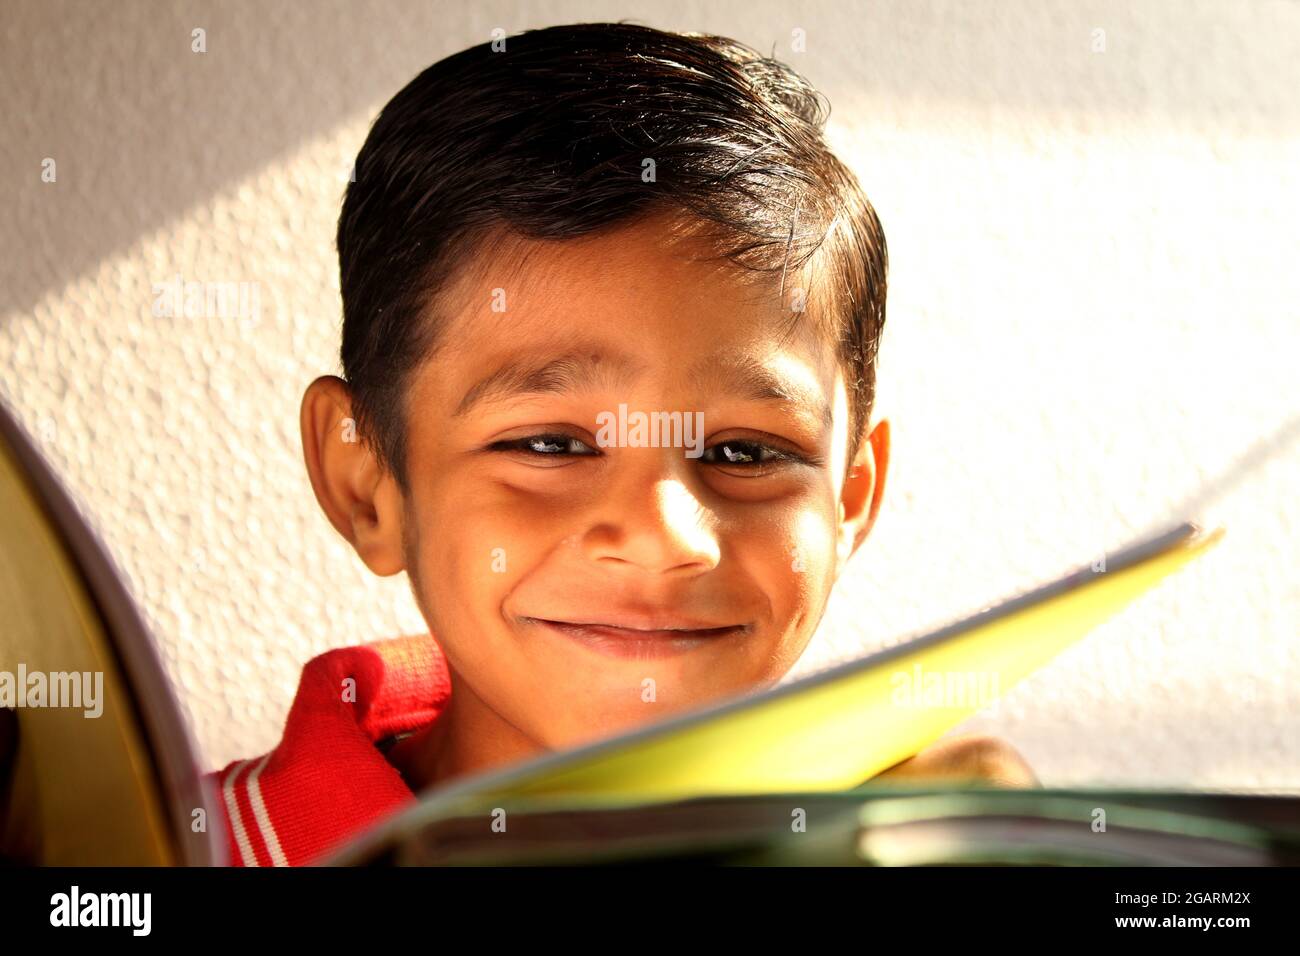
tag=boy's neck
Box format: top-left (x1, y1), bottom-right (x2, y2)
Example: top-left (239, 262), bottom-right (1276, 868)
top-left (384, 674), bottom-right (543, 795)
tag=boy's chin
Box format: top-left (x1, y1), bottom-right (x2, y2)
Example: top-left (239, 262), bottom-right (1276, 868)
top-left (532, 674), bottom-right (763, 750)
top-left (539, 702), bottom-right (689, 751)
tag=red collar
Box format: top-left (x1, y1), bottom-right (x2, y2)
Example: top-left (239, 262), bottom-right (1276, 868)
top-left (210, 634), bottom-right (452, 866)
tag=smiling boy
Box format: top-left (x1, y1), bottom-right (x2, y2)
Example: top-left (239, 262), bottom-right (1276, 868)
top-left (211, 22), bottom-right (1032, 867)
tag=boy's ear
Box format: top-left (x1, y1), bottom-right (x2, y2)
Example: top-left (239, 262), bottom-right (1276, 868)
top-left (835, 417), bottom-right (890, 575)
top-left (300, 375), bottom-right (406, 576)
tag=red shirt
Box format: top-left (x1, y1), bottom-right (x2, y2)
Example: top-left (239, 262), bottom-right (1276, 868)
top-left (208, 634), bottom-right (452, 866)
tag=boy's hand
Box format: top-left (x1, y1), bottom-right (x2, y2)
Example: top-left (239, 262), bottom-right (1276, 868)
top-left (872, 733), bottom-right (1038, 787)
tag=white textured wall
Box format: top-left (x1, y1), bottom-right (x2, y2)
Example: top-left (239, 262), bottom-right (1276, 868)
top-left (2, 0), bottom-right (1296, 789)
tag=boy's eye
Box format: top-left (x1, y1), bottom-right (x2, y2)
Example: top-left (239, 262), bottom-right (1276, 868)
top-left (490, 433), bottom-right (598, 457)
top-left (487, 433), bottom-right (811, 472)
top-left (699, 440), bottom-right (792, 467)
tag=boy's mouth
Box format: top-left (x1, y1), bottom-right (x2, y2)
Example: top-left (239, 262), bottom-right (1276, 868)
top-left (520, 616), bottom-right (749, 659)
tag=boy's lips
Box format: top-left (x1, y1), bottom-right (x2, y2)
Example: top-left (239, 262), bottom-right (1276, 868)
top-left (519, 615), bottom-right (749, 659)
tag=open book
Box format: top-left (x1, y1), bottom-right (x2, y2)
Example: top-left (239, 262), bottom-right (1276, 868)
top-left (10, 396), bottom-right (1295, 868)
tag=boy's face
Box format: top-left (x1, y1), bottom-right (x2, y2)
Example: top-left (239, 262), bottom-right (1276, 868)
top-left (309, 216), bottom-right (888, 754)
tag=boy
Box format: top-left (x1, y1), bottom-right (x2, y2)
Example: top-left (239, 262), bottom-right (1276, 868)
top-left (211, 22), bottom-right (1033, 868)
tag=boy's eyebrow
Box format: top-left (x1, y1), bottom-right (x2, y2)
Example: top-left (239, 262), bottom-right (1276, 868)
top-left (454, 346), bottom-right (833, 431)
top-left (453, 350), bottom-right (642, 417)
top-left (689, 354), bottom-right (834, 432)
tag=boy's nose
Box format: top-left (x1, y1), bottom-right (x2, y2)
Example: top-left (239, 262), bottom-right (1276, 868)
top-left (581, 470), bottom-right (720, 576)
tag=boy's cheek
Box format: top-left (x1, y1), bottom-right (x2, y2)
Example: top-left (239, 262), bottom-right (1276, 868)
top-left (766, 510), bottom-right (840, 606)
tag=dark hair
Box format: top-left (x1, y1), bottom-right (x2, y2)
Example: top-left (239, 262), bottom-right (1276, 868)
top-left (337, 22), bottom-right (887, 491)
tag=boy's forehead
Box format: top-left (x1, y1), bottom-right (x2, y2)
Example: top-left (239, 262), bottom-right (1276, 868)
top-left (419, 217), bottom-right (844, 421)
top-left (445, 216), bottom-right (778, 326)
